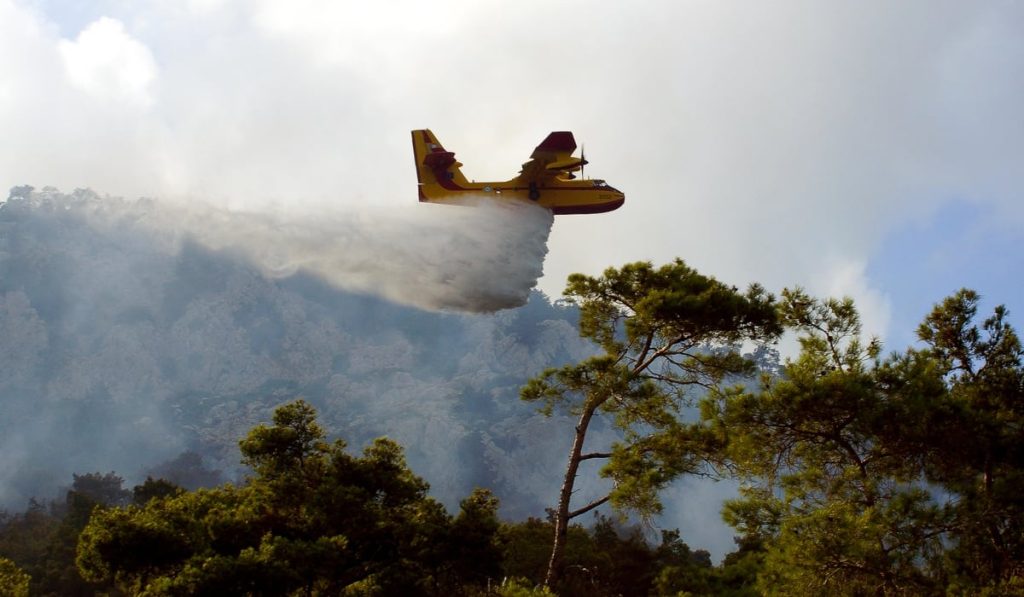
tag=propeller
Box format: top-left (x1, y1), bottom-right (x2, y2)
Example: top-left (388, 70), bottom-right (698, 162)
top-left (580, 144), bottom-right (586, 180)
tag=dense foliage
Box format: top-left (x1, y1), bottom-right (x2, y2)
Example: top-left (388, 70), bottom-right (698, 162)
top-left (706, 288), bottom-right (1024, 595)
top-left (74, 400), bottom-right (502, 595)
top-left (1, 402), bottom-right (722, 596)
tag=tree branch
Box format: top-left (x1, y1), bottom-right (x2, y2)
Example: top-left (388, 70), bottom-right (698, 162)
top-left (579, 452), bottom-right (613, 461)
top-left (634, 334), bottom-right (687, 374)
top-left (568, 494), bottom-right (612, 520)
top-left (635, 330), bottom-right (655, 372)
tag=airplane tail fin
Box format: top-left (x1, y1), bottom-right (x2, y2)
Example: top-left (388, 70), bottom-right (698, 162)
top-left (411, 129), bottom-right (470, 200)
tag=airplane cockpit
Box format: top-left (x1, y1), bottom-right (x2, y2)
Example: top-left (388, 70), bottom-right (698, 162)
top-left (591, 179), bottom-right (620, 192)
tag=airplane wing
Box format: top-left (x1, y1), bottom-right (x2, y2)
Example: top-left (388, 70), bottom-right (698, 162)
top-left (518, 131), bottom-right (588, 181)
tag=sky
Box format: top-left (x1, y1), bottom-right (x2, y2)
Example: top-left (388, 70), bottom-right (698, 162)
top-left (2, 0), bottom-right (1022, 348)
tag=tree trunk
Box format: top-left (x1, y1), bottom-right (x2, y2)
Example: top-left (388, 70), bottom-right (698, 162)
top-left (544, 399), bottom-right (598, 587)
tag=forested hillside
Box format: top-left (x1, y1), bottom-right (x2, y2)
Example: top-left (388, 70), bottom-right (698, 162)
top-left (0, 188), bottom-right (601, 516)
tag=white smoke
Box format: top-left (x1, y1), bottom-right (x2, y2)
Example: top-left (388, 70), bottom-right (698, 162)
top-left (112, 194), bottom-right (555, 312)
top-left (0, 187), bottom-right (573, 511)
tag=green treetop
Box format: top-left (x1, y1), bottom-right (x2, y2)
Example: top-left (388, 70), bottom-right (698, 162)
top-left (522, 260), bottom-right (781, 586)
top-left (708, 288), bottom-right (1024, 595)
top-left (77, 399), bottom-right (503, 596)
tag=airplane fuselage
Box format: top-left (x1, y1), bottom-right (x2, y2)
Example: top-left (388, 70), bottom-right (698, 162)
top-left (417, 177), bottom-right (624, 215)
top-left (412, 129), bottom-right (625, 215)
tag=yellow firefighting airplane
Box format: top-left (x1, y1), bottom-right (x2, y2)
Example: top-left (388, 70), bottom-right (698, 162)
top-left (411, 129), bottom-right (624, 215)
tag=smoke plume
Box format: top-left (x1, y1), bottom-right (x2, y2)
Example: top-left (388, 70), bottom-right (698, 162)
top-left (0, 186), bottom-right (575, 509)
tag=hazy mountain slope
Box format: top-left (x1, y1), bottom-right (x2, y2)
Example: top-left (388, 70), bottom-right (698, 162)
top-left (0, 187), bottom-right (610, 518)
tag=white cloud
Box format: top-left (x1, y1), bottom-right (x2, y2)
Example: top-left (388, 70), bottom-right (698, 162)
top-left (186, 0), bottom-right (229, 16)
top-left (58, 16), bottom-right (157, 106)
top-left (250, 0), bottom-right (463, 63)
top-left (815, 259), bottom-right (893, 343)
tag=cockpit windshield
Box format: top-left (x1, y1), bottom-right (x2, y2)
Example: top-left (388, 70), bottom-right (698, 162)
top-left (590, 179), bottom-right (621, 193)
